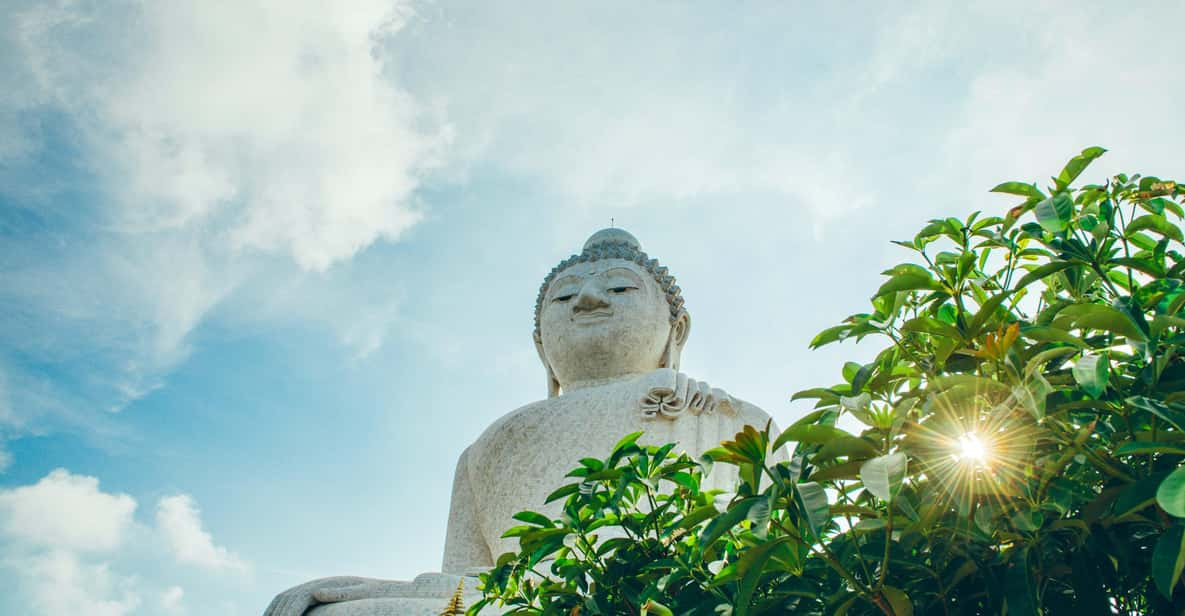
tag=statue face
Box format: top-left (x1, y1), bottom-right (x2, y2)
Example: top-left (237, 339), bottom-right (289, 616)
top-left (539, 259), bottom-right (674, 389)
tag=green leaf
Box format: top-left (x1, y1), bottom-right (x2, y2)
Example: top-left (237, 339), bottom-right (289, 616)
top-left (810, 324), bottom-right (851, 349)
top-left (771, 424), bottom-right (851, 453)
top-left (1058, 303), bottom-right (1148, 341)
top-left (700, 497), bottom-right (759, 549)
top-left (676, 504), bottom-right (721, 531)
top-left (1072, 353), bottom-right (1109, 398)
top-left (1114, 474), bottom-right (1165, 518)
top-left (1152, 524), bottom-right (1185, 598)
top-left (1116, 442), bottom-right (1185, 457)
top-left (1056, 146), bottom-right (1107, 189)
top-left (1005, 547), bottom-right (1039, 616)
top-left (815, 436), bottom-right (881, 463)
top-left (967, 292), bottom-right (1012, 337)
top-left (734, 536), bottom-right (793, 614)
top-left (875, 271), bottom-right (943, 298)
top-left (901, 316), bottom-right (964, 341)
top-left (991, 181), bottom-right (1045, 199)
top-left (1019, 324), bottom-right (1088, 348)
top-left (1159, 466), bottom-right (1185, 518)
top-left (1126, 214), bottom-right (1185, 242)
top-left (860, 452), bottom-right (907, 503)
top-left (1034, 193), bottom-right (1073, 233)
top-left (795, 481), bottom-right (831, 540)
top-left (1128, 397), bottom-right (1185, 432)
top-left (511, 511), bottom-right (554, 528)
top-left (1012, 260), bottom-right (1075, 290)
top-left (882, 587), bottom-right (913, 616)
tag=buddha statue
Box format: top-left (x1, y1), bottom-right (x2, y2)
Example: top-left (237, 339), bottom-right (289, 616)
top-left (264, 228), bottom-right (779, 615)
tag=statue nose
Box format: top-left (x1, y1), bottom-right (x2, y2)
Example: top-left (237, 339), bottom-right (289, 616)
top-left (573, 285), bottom-right (610, 312)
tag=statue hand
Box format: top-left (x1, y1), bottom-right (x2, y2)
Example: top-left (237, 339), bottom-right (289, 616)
top-left (640, 368), bottom-right (735, 419)
top-left (263, 576), bottom-right (389, 616)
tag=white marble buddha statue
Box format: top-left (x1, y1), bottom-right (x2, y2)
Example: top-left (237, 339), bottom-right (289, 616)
top-left (264, 228), bottom-right (778, 616)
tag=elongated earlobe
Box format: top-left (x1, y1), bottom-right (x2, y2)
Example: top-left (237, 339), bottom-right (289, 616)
top-left (661, 312), bottom-right (691, 372)
top-left (535, 336), bottom-right (561, 398)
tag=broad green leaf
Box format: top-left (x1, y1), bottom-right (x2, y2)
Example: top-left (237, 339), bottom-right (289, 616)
top-left (1129, 397), bottom-right (1185, 432)
top-left (1034, 193), bottom-right (1073, 233)
top-left (852, 518), bottom-right (887, 532)
top-left (1005, 547), bottom-right (1038, 616)
top-left (901, 316), bottom-right (964, 340)
top-left (814, 436), bottom-right (881, 463)
top-left (1018, 325), bottom-right (1088, 348)
top-left (882, 587), bottom-right (913, 616)
top-left (1116, 442), bottom-right (1185, 456)
top-left (967, 292), bottom-right (1012, 337)
top-left (1127, 214), bottom-right (1184, 242)
top-left (1058, 303), bottom-right (1148, 341)
top-left (860, 452), bottom-right (907, 503)
top-left (1152, 314), bottom-right (1185, 337)
top-left (1024, 346), bottom-right (1079, 377)
top-left (1152, 524), bottom-right (1185, 598)
top-left (511, 511), bottom-right (554, 528)
top-left (810, 324), bottom-right (851, 349)
top-left (1114, 474), bottom-right (1165, 518)
top-left (1159, 466), bottom-right (1185, 518)
top-left (1072, 353), bottom-right (1109, 398)
top-left (875, 271), bottom-right (944, 298)
top-left (771, 424), bottom-right (851, 453)
top-left (1012, 260), bottom-right (1075, 290)
top-left (991, 181), bottom-right (1045, 199)
top-left (1056, 146), bottom-right (1107, 189)
top-left (700, 497), bottom-right (759, 549)
top-left (795, 481), bottom-right (831, 540)
top-left (734, 536), bottom-right (793, 614)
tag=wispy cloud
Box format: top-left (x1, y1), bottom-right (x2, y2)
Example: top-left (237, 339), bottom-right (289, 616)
top-left (0, 0), bottom-right (450, 451)
top-left (156, 494), bottom-right (249, 573)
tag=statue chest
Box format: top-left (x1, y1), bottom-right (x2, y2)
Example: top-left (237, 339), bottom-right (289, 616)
top-left (464, 386), bottom-right (710, 557)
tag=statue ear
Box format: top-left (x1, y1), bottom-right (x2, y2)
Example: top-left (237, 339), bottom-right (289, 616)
top-left (662, 312), bottom-right (691, 371)
top-left (535, 335), bottom-right (561, 398)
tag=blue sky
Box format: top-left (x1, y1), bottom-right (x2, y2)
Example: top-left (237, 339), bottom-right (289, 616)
top-left (2, 1), bottom-right (1183, 613)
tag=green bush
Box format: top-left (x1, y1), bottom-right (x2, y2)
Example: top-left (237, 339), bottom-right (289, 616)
top-left (476, 149), bottom-right (1185, 615)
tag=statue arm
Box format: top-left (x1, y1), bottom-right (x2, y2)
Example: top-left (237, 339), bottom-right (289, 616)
top-left (442, 446), bottom-right (494, 574)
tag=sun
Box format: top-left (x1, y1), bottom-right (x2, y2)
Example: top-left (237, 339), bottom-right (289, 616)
top-left (954, 432), bottom-right (990, 466)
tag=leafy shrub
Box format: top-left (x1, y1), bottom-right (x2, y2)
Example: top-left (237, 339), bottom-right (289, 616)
top-left (476, 149), bottom-right (1185, 615)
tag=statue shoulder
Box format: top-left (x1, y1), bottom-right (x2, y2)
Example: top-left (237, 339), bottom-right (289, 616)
top-left (466, 398), bottom-right (553, 461)
top-left (730, 397), bottom-right (777, 430)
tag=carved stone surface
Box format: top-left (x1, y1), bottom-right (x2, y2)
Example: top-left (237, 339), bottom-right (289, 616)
top-left (264, 228), bottom-right (778, 615)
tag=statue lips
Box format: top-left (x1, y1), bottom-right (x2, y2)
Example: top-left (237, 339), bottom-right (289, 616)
top-left (572, 310), bottom-right (613, 323)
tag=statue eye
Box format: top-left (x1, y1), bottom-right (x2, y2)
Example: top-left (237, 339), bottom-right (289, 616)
top-left (552, 293), bottom-right (576, 303)
top-left (608, 286), bottom-right (638, 294)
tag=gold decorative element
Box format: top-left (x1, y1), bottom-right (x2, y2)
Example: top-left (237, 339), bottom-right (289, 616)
top-left (438, 579), bottom-right (465, 615)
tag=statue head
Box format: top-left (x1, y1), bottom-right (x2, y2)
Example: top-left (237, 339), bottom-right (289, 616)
top-left (534, 228), bottom-right (690, 397)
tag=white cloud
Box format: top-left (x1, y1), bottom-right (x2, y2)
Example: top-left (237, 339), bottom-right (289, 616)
top-left (161, 585), bottom-right (185, 612)
top-left (156, 494), bottom-right (249, 572)
top-left (0, 0), bottom-right (449, 438)
top-left (9, 0), bottom-right (447, 271)
top-left (0, 470), bottom-right (142, 616)
top-left (21, 550), bottom-right (142, 616)
top-left (0, 468), bottom-right (136, 552)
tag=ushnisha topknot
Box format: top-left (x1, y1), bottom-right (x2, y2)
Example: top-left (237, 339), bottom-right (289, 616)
top-left (533, 228), bottom-right (686, 342)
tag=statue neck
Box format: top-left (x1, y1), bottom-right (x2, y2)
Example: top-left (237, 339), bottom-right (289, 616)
top-left (561, 371), bottom-right (648, 393)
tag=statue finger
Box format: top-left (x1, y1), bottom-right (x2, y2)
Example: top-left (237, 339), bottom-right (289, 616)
top-left (267, 593), bottom-right (301, 616)
top-left (674, 372), bottom-right (690, 408)
top-left (647, 367), bottom-right (677, 395)
top-left (313, 583), bottom-right (370, 603)
top-left (711, 388), bottom-right (736, 415)
top-left (696, 381), bottom-right (713, 412)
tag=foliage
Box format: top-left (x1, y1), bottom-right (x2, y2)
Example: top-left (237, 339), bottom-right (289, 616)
top-left (475, 149), bottom-right (1185, 615)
